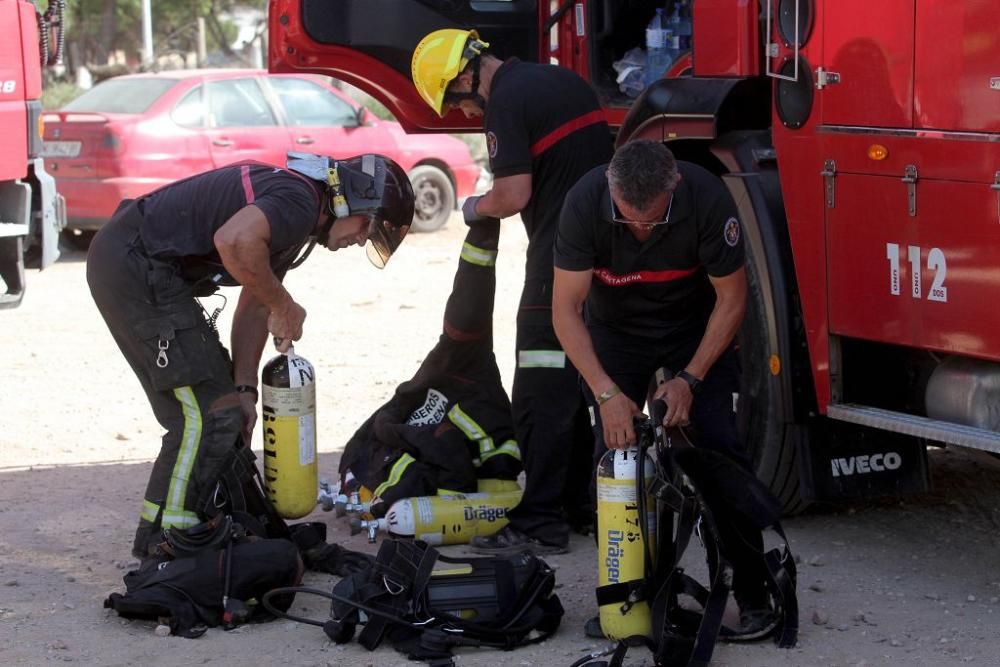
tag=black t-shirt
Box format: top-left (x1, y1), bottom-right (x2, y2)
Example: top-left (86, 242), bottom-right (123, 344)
top-left (138, 163), bottom-right (322, 283)
top-left (553, 162), bottom-right (745, 339)
top-left (484, 59), bottom-right (613, 285)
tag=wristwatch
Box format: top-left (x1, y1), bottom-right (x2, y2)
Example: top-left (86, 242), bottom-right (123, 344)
top-left (235, 384), bottom-right (259, 402)
top-left (676, 370), bottom-right (702, 394)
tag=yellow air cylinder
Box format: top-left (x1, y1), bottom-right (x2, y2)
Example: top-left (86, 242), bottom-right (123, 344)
top-left (596, 447), bottom-right (656, 641)
top-left (355, 490), bottom-right (522, 545)
top-left (261, 347), bottom-right (317, 519)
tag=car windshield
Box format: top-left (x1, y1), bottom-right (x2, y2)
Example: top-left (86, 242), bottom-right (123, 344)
top-left (63, 79), bottom-right (178, 114)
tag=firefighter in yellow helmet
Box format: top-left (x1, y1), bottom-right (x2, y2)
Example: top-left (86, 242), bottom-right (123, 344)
top-left (410, 28), bottom-right (614, 555)
top-left (411, 28), bottom-right (491, 117)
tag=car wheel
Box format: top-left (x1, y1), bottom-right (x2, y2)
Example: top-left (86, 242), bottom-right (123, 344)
top-left (409, 165), bottom-right (455, 233)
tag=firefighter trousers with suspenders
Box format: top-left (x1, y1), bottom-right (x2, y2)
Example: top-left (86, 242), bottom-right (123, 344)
top-left (87, 200), bottom-right (244, 559)
top-left (506, 279), bottom-right (595, 545)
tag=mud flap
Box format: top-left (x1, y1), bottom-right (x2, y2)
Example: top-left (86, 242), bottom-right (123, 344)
top-left (798, 420), bottom-right (930, 502)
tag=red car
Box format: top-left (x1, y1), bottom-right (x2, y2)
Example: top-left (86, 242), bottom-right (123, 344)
top-left (42, 69), bottom-right (480, 238)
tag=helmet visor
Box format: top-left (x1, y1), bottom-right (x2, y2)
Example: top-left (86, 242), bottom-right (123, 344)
top-left (365, 217), bottom-right (410, 269)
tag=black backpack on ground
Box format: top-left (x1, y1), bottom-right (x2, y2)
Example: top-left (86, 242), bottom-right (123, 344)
top-left (106, 441), bottom-right (375, 637)
top-left (263, 538), bottom-right (565, 666)
top-left (104, 515), bottom-right (303, 637)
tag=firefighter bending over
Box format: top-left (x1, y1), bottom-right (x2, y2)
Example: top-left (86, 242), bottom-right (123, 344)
top-left (87, 153), bottom-right (414, 563)
top-left (552, 139), bottom-right (777, 635)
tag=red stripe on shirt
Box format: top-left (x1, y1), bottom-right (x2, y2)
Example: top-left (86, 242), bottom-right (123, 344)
top-left (530, 109), bottom-right (606, 158)
top-left (240, 165), bottom-right (255, 204)
top-left (593, 266), bottom-right (699, 286)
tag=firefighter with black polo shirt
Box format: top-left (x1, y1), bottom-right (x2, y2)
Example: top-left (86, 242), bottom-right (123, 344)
top-left (87, 153), bottom-right (414, 562)
top-left (552, 139), bottom-right (779, 635)
top-left (411, 29), bottom-right (614, 554)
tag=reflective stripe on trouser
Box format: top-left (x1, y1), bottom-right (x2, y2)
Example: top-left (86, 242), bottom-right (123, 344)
top-left (86, 204), bottom-right (244, 558)
top-left (505, 293), bottom-right (594, 545)
top-left (140, 387), bottom-right (204, 530)
top-left (460, 241), bottom-right (498, 267)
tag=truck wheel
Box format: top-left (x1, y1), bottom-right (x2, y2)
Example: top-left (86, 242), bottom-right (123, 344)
top-left (738, 236), bottom-right (810, 514)
top-left (409, 165), bottom-right (454, 233)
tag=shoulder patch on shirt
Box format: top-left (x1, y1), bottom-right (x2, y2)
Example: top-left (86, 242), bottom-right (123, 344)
top-left (723, 217), bottom-right (741, 247)
top-left (486, 131), bottom-right (498, 159)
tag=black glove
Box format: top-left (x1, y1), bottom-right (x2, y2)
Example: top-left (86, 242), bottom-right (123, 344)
top-left (462, 195), bottom-right (500, 226)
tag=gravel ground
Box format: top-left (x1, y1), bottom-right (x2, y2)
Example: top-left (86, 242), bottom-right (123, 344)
top-left (2, 212), bottom-right (1000, 666)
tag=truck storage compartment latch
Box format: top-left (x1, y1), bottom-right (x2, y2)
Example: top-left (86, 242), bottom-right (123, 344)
top-left (902, 165), bottom-right (918, 217)
top-left (992, 171), bottom-right (1000, 222)
top-left (815, 67), bottom-right (841, 90)
top-left (821, 160), bottom-right (836, 209)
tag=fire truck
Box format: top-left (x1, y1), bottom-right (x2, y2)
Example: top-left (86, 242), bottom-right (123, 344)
top-left (267, 0), bottom-right (1000, 511)
top-left (0, 0), bottom-right (66, 309)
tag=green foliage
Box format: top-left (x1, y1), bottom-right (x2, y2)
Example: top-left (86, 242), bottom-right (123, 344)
top-left (58, 0), bottom-right (266, 71)
top-left (458, 134), bottom-right (488, 165)
top-left (41, 81), bottom-right (83, 110)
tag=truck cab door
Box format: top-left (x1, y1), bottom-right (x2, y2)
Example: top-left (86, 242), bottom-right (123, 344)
top-left (819, 0), bottom-right (915, 128)
top-left (913, 1), bottom-right (1000, 133)
top-left (268, 0), bottom-right (539, 133)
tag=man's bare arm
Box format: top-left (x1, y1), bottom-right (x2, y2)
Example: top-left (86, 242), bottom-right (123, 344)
top-left (214, 205), bottom-right (305, 351)
top-left (473, 173), bottom-right (532, 218)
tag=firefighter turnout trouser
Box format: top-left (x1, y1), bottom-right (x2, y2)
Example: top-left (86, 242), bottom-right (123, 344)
top-left (506, 279), bottom-right (595, 546)
top-left (87, 201), bottom-right (243, 559)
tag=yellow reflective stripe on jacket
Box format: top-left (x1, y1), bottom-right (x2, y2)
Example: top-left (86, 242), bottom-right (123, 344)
top-left (163, 386), bottom-right (202, 529)
top-left (160, 511), bottom-right (201, 527)
top-left (448, 404), bottom-right (496, 455)
top-left (517, 350), bottom-right (566, 369)
top-left (374, 453), bottom-right (416, 498)
top-left (460, 242), bottom-right (498, 267)
top-left (448, 404), bottom-right (488, 441)
top-left (141, 499), bottom-right (161, 523)
top-left (481, 439), bottom-right (522, 463)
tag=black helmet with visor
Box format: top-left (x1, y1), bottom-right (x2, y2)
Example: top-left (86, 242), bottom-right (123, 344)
top-left (287, 152), bottom-right (414, 268)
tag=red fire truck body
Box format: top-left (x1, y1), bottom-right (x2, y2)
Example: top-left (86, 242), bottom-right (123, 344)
top-left (0, 0), bottom-right (65, 308)
top-left (269, 0), bottom-right (1000, 509)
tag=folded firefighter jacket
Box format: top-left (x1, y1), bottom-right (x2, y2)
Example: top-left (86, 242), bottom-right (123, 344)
top-left (340, 221), bottom-right (522, 515)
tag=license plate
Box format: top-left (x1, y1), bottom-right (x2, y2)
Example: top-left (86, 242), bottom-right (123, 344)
top-left (41, 141), bottom-right (81, 158)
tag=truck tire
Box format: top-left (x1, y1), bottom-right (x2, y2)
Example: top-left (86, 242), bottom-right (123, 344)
top-left (409, 165), bottom-right (454, 233)
top-left (738, 238), bottom-right (810, 514)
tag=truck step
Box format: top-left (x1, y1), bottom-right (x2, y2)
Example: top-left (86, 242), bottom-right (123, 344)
top-left (827, 404), bottom-right (1000, 455)
top-left (0, 222), bottom-right (29, 237)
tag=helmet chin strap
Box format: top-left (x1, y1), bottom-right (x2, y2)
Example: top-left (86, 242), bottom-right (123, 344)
top-left (446, 56), bottom-right (488, 113)
top-left (315, 213), bottom-right (335, 247)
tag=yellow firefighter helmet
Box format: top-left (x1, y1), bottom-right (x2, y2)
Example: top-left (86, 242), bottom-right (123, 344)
top-left (411, 28), bottom-right (490, 117)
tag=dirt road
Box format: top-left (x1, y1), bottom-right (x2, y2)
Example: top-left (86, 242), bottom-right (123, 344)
top-left (2, 213), bottom-right (1000, 666)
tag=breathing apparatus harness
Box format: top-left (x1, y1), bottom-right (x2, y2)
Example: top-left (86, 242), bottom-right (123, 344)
top-left (581, 394), bottom-right (799, 667)
top-left (261, 538), bottom-right (564, 666)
